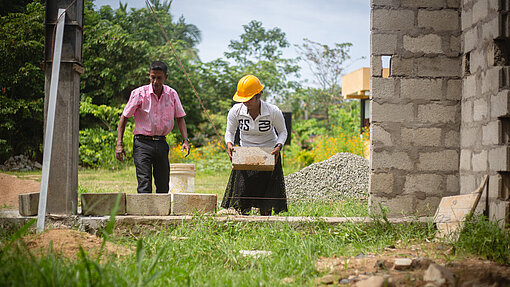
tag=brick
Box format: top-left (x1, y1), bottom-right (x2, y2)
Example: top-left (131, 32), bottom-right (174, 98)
top-left (446, 79), bottom-right (461, 101)
top-left (447, 0), bottom-right (460, 8)
top-left (126, 194), bottom-right (171, 216)
top-left (404, 174), bottom-right (443, 195)
top-left (371, 151), bottom-right (414, 171)
top-left (369, 173), bottom-right (394, 195)
top-left (461, 8), bottom-right (472, 31)
top-left (401, 128), bottom-right (442, 147)
top-left (463, 28), bottom-right (477, 52)
top-left (445, 130), bottom-right (460, 147)
top-left (418, 10), bottom-right (459, 31)
top-left (472, 150), bottom-right (488, 171)
top-left (418, 104), bottom-right (458, 123)
top-left (232, 147), bottom-right (275, 171)
top-left (472, 0), bottom-right (489, 23)
top-left (488, 199), bottom-right (510, 226)
top-left (482, 67), bottom-right (501, 95)
top-left (418, 150), bottom-right (459, 171)
top-left (371, 77), bottom-right (396, 99)
top-left (81, 193), bottom-right (126, 216)
top-left (482, 121), bottom-right (501, 145)
top-left (370, 194), bottom-right (415, 216)
top-left (18, 192), bottom-right (39, 216)
top-left (372, 102), bottom-right (414, 123)
top-left (482, 17), bottom-right (499, 42)
top-left (489, 146), bottom-right (510, 171)
top-left (469, 49), bottom-right (486, 74)
top-left (460, 174), bottom-right (476, 194)
top-left (473, 98), bottom-right (488, 122)
top-left (488, 173), bottom-right (502, 201)
top-left (403, 34), bottom-right (442, 54)
top-left (391, 57), bottom-right (413, 76)
top-left (460, 149), bottom-right (472, 171)
top-left (401, 78), bottom-right (442, 100)
top-left (450, 35), bottom-right (461, 54)
top-left (371, 33), bottom-right (398, 55)
top-left (372, 9), bottom-right (415, 31)
top-left (402, 0), bottom-right (443, 8)
top-left (371, 124), bottom-right (393, 146)
top-left (463, 75), bottom-right (478, 99)
top-left (416, 197), bottom-right (442, 216)
top-left (172, 193), bottom-right (217, 215)
top-left (460, 126), bottom-right (479, 148)
top-left (491, 90), bottom-right (510, 118)
top-left (371, 0), bottom-right (396, 7)
top-left (462, 100), bottom-right (473, 123)
top-left (371, 55), bottom-right (383, 77)
top-left (447, 174), bottom-right (460, 195)
top-left (416, 57), bottom-right (461, 77)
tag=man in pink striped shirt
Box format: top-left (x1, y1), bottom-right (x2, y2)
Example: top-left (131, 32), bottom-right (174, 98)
top-left (116, 61), bottom-right (191, 193)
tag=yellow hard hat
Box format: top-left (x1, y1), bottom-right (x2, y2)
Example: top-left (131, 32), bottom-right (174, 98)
top-left (233, 75), bottom-right (264, 102)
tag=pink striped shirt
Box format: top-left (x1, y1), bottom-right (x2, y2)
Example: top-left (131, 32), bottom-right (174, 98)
top-left (122, 84), bottom-right (186, 136)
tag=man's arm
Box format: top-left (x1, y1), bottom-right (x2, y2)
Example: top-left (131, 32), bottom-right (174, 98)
top-left (176, 117), bottom-right (190, 157)
top-left (116, 115), bottom-right (128, 161)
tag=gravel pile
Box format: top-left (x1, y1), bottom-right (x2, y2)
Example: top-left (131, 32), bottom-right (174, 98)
top-left (0, 155), bottom-right (42, 171)
top-left (285, 152), bottom-right (369, 202)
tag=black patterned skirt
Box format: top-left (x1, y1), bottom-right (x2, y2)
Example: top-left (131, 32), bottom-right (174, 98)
top-left (221, 154), bottom-right (287, 214)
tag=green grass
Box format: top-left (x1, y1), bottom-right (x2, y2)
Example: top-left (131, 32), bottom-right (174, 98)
top-left (0, 216), bottom-right (436, 287)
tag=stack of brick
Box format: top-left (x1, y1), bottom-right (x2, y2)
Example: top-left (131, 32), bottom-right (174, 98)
top-left (370, 0), bottom-right (462, 216)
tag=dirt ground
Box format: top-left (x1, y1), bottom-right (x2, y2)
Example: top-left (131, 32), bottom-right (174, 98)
top-left (1, 173), bottom-right (510, 286)
top-left (0, 173), bottom-right (40, 210)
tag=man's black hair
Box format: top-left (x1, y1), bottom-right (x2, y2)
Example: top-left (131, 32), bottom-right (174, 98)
top-left (150, 61), bottom-right (168, 74)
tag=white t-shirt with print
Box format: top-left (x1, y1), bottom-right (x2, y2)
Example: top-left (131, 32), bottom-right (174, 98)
top-left (224, 100), bottom-right (287, 147)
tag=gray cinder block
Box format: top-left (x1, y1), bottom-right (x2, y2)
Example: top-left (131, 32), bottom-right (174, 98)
top-left (81, 193), bottom-right (126, 216)
top-left (172, 193), bottom-right (217, 215)
top-left (18, 192), bottom-right (39, 216)
top-left (232, 147), bottom-right (275, 171)
top-left (126, 194), bottom-right (171, 216)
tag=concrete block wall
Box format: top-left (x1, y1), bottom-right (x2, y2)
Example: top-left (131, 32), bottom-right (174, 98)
top-left (370, 0), bottom-right (462, 216)
top-left (460, 0), bottom-right (510, 225)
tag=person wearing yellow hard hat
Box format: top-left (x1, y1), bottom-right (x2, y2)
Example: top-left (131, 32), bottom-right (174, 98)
top-left (221, 75), bottom-right (288, 215)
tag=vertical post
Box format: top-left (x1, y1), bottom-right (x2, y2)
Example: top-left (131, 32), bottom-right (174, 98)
top-left (37, 8), bottom-right (66, 233)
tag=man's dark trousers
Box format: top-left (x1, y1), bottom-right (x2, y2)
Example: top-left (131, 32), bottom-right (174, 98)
top-left (133, 136), bottom-right (169, 193)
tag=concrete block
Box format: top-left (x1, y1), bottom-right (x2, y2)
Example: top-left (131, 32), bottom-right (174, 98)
top-left (403, 34), bottom-right (442, 54)
top-left (416, 57), bottom-right (461, 77)
top-left (460, 174), bottom-right (476, 194)
top-left (469, 49), bottom-right (486, 74)
top-left (371, 151), bottom-right (414, 171)
top-left (472, 150), bottom-right (488, 172)
top-left (391, 57), bottom-right (413, 76)
top-left (371, 77), bottom-right (396, 99)
top-left (463, 28), bottom-right (477, 52)
top-left (482, 17), bottom-right (499, 42)
top-left (371, 33), bottom-right (398, 54)
top-left (369, 173), bottom-right (394, 195)
top-left (232, 147), bottom-right (275, 171)
top-left (372, 9), bottom-right (415, 31)
top-left (372, 102), bottom-right (414, 123)
top-left (460, 126), bottom-right (480, 148)
top-left (172, 193), bottom-right (217, 215)
top-left (418, 150), bottom-right (459, 171)
top-left (482, 67), bottom-right (500, 95)
top-left (418, 104), bottom-right (458, 124)
top-left (461, 100), bottom-right (474, 123)
top-left (482, 121), bottom-right (501, 145)
top-left (447, 0), bottom-right (460, 8)
top-left (126, 194), bottom-right (171, 216)
top-left (446, 174), bottom-right (460, 195)
top-left (473, 98), bottom-right (488, 122)
top-left (472, 0), bottom-right (489, 23)
top-left (81, 193), bottom-right (126, 216)
top-left (461, 8), bottom-right (472, 31)
top-left (371, 55), bottom-right (383, 77)
top-left (18, 192), bottom-right (39, 216)
top-left (488, 199), bottom-right (510, 226)
top-left (491, 90), bottom-right (510, 118)
top-left (446, 79), bottom-right (461, 101)
top-left (402, 0), bottom-right (443, 8)
top-left (463, 75), bottom-right (478, 99)
top-left (401, 128), bottom-right (441, 147)
top-left (404, 174), bottom-right (442, 196)
top-left (489, 146), bottom-right (510, 171)
top-left (460, 149), bottom-right (472, 171)
top-left (445, 130), bottom-right (460, 147)
top-left (416, 197), bottom-right (442, 216)
top-left (418, 10), bottom-right (459, 31)
top-left (371, 0), bottom-right (397, 7)
top-left (488, 173), bottom-right (502, 201)
top-left (372, 124), bottom-right (393, 146)
top-left (401, 78), bottom-right (442, 100)
top-left (370, 194), bottom-right (415, 216)
top-left (450, 35), bottom-right (461, 54)
top-left (500, 172), bottom-right (510, 200)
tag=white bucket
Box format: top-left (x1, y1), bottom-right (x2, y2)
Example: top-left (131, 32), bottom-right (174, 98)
top-left (169, 163), bottom-right (196, 193)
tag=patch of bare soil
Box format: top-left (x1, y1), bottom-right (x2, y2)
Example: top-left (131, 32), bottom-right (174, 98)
top-left (0, 173), bottom-right (40, 210)
top-left (22, 228), bottom-right (131, 260)
top-left (312, 242), bottom-right (510, 286)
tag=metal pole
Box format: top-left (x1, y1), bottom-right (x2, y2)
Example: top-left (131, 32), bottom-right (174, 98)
top-left (37, 9), bottom-right (66, 233)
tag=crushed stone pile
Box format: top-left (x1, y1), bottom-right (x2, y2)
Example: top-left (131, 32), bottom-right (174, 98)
top-left (285, 152), bottom-right (369, 202)
top-left (0, 155), bottom-right (42, 171)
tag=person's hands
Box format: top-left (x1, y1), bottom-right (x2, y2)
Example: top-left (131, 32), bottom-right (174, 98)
top-left (182, 141), bottom-right (191, 157)
top-left (271, 144), bottom-right (282, 161)
top-left (116, 143), bottom-right (126, 161)
top-left (227, 142), bottom-right (235, 162)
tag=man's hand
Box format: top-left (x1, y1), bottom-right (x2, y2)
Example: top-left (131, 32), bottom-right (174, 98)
top-left (181, 141), bottom-right (191, 157)
top-left (116, 143), bottom-right (126, 161)
top-left (271, 144), bottom-right (282, 161)
top-left (227, 142), bottom-right (235, 162)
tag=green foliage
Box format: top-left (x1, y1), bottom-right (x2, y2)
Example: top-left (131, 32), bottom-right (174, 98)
top-left (0, 1), bottom-right (45, 162)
